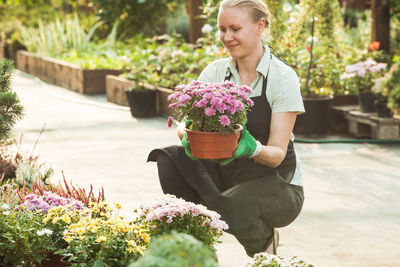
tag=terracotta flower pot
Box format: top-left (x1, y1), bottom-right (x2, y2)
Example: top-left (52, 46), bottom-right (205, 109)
top-left (185, 125), bottom-right (242, 159)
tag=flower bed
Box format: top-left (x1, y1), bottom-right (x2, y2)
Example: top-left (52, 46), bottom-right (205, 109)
top-left (16, 50), bottom-right (122, 94)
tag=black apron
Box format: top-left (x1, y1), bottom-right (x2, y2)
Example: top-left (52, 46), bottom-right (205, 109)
top-left (148, 53), bottom-right (300, 256)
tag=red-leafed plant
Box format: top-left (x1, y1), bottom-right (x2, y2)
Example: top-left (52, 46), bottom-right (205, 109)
top-left (16, 172), bottom-right (105, 206)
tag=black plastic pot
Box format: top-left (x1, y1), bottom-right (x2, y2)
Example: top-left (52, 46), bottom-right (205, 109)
top-left (125, 89), bottom-right (156, 118)
top-left (358, 92), bottom-right (377, 113)
top-left (294, 96), bottom-right (333, 135)
top-left (376, 99), bottom-right (393, 118)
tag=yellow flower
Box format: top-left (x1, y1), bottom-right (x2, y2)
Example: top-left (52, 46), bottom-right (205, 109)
top-left (64, 236), bottom-right (74, 242)
top-left (96, 235), bottom-right (107, 242)
top-left (62, 215), bottom-right (71, 224)
top-left (143, 233), bottom-right (151, 244)
top-left (115, 203), bottom-right (122, 209)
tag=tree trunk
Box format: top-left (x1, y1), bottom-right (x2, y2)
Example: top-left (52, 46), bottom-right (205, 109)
top-left (371, 0), bottom-right (390, 53)
top-left (188, 0), bottom-right (204, 44)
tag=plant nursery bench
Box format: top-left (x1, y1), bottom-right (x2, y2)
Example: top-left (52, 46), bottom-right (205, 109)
top-left (332, 105), bottom-right (400, 139)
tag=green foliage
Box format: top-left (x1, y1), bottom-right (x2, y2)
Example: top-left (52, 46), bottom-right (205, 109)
top-left (0, 204), bottom-right (55, 266)
top-left (284, 0), bottom-right (343, 96)
top-left (18, 16), bottom-right (132, 70)
top-left (123, 34), bottom-right (226, 89)
top-left (130, 231), bottom-right (219, 267)
top-left (92, 0), bottom-right (184, 38)
top-left (0, 60), bottom-right (23, 142)
top-left (18, 14), bottom-right (103, 57)
top-left (376, 58), bottom-right (400, 113)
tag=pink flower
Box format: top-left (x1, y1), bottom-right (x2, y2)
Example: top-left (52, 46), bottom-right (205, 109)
top-left (219, 115), bottom-right (230, 127)
top-left (167, 218), bottom-right (173, 223)
top-left (178, 94), bottom-right (191, 106)
top-left (195, 99), bottom-right (208, 108)
top-left (167, 116), bottom-right (173, 128)
top-left (205, 107), bottom-right (216, 116)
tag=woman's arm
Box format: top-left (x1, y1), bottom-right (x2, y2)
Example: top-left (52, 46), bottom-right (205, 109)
top-left (252, 112), bottom-right (297, 168)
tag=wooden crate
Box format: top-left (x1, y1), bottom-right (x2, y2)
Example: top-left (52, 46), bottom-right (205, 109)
top-left (16, 50), bottom-right (122, 94)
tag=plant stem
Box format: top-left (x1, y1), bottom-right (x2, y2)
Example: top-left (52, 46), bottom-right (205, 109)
top-left (305, 17), bottom-right (315, 97)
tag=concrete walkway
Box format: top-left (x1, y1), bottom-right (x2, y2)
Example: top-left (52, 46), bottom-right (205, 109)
top-left (11, 71), bottom-right (400, 267)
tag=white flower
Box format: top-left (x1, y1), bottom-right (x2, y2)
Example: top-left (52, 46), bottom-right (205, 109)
top-left (201, 24), bottom-right (213, 35)
top-left (171, 49), bottom-right (186, 58)
top-left (2, 211), bottom-right (10, 216)
top-left (36, 228), bottom-right (53, 236)
top-left (287, 17), bottom-right (296, 24)
top-left (306, 36), bottom-right (318, 43)
top-left (283, 4), bottom-right (293, 12)
top-left (1, 204), bottom-right (10, 210)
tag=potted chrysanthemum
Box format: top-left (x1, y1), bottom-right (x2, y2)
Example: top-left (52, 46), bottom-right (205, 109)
top-left (167, 81), bottom-right (254, 159)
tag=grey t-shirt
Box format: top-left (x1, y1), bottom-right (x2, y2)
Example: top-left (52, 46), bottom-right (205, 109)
top-left (198, 45), bottom-right (304, 186)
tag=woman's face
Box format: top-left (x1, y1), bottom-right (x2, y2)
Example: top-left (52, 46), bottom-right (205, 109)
top-left (218, 6), bottom-right (264, 59)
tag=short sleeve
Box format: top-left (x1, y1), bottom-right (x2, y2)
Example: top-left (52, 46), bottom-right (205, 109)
top-left (270, 69), bottom-right (305, 114)
top-left (198, 61), bottom-right (218, 83)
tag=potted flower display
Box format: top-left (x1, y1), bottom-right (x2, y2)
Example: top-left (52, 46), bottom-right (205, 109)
top-left (167, 81), bottom-right (254, 159)
top-left (341, 58), bottom-right (387, 113)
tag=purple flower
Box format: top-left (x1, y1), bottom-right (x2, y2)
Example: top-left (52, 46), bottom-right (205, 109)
top-left (219, 115), bottom-right (230, 127)
top-left (167, 116), bottom-right (173, 128)
top-left (18, 192), bottom-right (85, 213)
top-left (205, 107), bottom-right (216, 116)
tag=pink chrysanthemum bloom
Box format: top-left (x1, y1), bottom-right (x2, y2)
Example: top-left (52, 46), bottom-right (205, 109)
top-left (219, 115), bottom-right (230, 127)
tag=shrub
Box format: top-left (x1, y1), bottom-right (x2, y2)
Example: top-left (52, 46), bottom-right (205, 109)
top-left (130, 231), bottom-right (219, 267)
top-left (0, 59), bottom-right (23, 142)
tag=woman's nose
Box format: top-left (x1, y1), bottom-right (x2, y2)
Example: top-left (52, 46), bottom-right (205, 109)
top-left (224, 30), bottom-right (234, 42)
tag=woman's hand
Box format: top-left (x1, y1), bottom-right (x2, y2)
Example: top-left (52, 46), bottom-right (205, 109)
top-left (177, 120), bottom-right (185, 140)
top-left (252, 112), bottom-right (297, 168)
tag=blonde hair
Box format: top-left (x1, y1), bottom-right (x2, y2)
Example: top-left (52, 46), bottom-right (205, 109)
top-left (220, 0), bottom-right (271, 29)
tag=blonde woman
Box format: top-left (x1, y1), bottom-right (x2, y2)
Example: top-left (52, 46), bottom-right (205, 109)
top-left (148, 0), bottom-right (304, 256)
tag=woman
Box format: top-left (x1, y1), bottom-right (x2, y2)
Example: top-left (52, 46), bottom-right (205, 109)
top-left (148, 0), bottom-right (304, 256)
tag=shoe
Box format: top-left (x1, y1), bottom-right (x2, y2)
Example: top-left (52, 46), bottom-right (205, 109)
top-left (265, 229), bottom-right (279, 255)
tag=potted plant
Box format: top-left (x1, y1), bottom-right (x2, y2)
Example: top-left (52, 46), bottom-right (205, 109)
top-left (282, 0), bottom-right (343, 135)
top-left (372, 59), bottom-right (400, 117)
top-left (125, 70), bottom-right (156, 118)
top-left (167, 81), bottom-right (254, 159)
top-left (341, 58), bottom-right (387, 113)
top-left (135, 194), bottom-right (228, 247)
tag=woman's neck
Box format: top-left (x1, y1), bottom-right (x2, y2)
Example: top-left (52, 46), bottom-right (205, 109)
top-left (235, 43), bottom-right (264, 77)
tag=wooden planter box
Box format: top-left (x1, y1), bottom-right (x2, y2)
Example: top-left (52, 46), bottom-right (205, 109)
top-left (105, 75), bottom-right (175, 116)
top-left (16, 50), bottom-right (122, 94)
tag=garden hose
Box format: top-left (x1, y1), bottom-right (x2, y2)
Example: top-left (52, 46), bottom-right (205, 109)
top-left (294, 137), bottom-right (400, 144)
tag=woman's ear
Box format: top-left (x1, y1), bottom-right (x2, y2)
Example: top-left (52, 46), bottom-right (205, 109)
top-left (257, 18), bottom-right (266, 34)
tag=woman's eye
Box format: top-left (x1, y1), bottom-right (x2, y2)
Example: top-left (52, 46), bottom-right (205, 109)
top-left (232, 28), bottom-right (240, 32)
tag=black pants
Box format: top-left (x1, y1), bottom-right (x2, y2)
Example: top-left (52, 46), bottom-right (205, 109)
top-left (155, 152), bottom-right (304, 256)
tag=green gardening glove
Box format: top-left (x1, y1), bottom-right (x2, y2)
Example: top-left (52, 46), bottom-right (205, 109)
top-left (218, 125), bottom-right (258, 166)
top-left (181, 122), bottom-right (198, 161)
